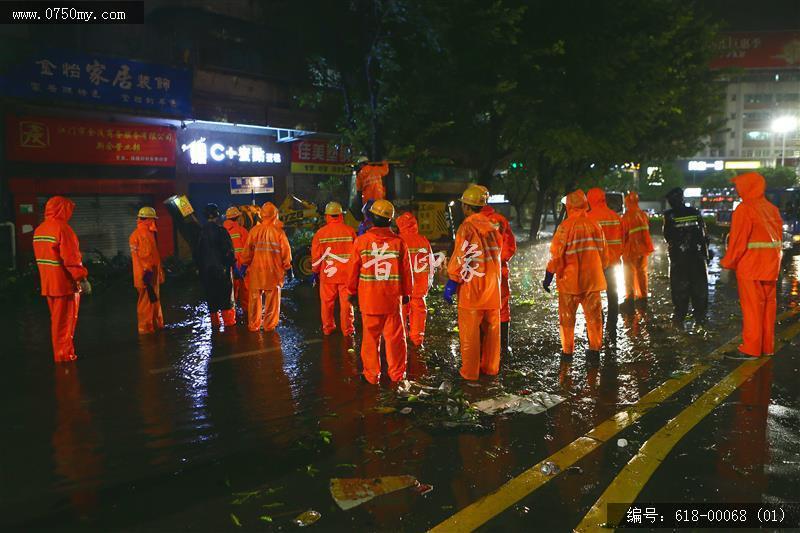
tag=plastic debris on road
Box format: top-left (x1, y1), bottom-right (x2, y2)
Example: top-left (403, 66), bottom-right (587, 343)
top-left (330, 475), bottom-right (419, 510)
top-left (540, 461), bottom-right (560, 475)
top-left (617, 438), bottom-right (628, 448)
top-left (471, 392), bottom-right (564, 415)
top-left (292, 510), bottom-right (321, 527)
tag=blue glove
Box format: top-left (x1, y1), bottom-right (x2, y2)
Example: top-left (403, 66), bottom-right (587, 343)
top-left (443, 279), bottom-right (459, 304)
top-left (310, 272), bottom-right (319, 286)
top-left (542, 271), bottom-right (554, 293)
top-left (239, 264), bottom-right (248, 278)
top-left (143, 270), bottom-right (154, 286)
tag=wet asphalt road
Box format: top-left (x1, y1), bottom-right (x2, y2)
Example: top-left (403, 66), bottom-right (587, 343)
top-left (1, 241), bottom-right (800, 532)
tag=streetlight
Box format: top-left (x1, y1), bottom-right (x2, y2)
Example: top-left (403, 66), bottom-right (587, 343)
top-left (771, 115), bottom-right (798, 166)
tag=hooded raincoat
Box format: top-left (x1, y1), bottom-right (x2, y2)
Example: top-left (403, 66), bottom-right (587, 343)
top-left (223, 218), bottom-right (250, 314)
top-left (129, 218), bottom-right (165, 334)
top-left (33, 196), bottom-right (88, 362)
top-left (356, 161), bottom-right (389, 203)
top-left (242, 203), bottom-right (292, 331)
top-left (621, 192), bottom-right (654, 301)
top-left (397, 212), bottom-right (433, 346)
top-left (194, 218), bottom-right (236, 327)
top-left (587, 188), bottom-right (623, 317)
top-left (720, 172), bottom-right (783, 356)
top-left (447, 211), bottom-right (503, 380)
top-left (481, 205), bottom-right (517, 322)
top-left (311, 214), bottom-right (357, 335)
top-left (547, 190), bottom-right (608, 354)
top-left (347, 225), bottom-right (413, 383)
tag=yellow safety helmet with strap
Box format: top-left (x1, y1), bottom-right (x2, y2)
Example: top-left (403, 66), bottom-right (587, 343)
top-left (324, 201), bottom-right (344, 215)
top-left (137, 206), bottom-right (158, 219)
top-left (476, 185), bottom-right (490, 201)
top-left (460, 185), bottom-right (488, 207)
top-left (225, 206), bottom-right (241, 219)
top-left (369, 199), bottom-right (395, 219)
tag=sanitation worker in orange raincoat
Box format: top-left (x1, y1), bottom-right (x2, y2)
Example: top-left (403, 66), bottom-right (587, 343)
top-left (621, 191), bottom-right (654, 308)
top-left (587, 188), bottom-right (623, 317)
top-left (311, 202), bottom-right (357, 336)
top-left (129, 206), bottom-right (165, 334)
top-left (444, 185), bottom-right (503, 380)
top-left (476, 185), bottom-right (517, 349)
top-left (241, 202), bottom-right (292, 332)
top-left (33, 196), bottom-right (90, 362)
top-left (396, 211), bottom-right (434, 347)
top-left (223, 206), bottom-right (250, 316)
top-left (355, 156), bottom-right (390, 204)
top-left (720, 172), bottom-right (783, 357)
top-left (542, 190), bottom-right (608, 358)
top-left (347, 199), bottom-right (413, 384)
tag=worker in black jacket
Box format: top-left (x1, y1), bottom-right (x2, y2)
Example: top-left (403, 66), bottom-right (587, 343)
top-left (194, 204), bottom-right (237, 328)
top-left (663, 188), bottom-right (711, 326)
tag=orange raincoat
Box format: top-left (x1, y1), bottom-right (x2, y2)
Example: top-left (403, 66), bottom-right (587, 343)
top-left (720, 172), bottom-right (783, 356)
top-left (33, 196), bottom-right (88, 362)
top-left (397, 212), bottom-right (433, 346)
top-left (311, 214), bottom-right (357, 335)
top-left (241, 203), bottom-right (292, 331)
top-left (129, 218), bottom-right (165, 334)
top-left (347, 226), bottom-right (413, 383)
top-left (224, 218), bottom-right (250, 314)
top-left (356, 161), bottom-right (389, 203)
top-left (621, 192), bottom-right (654, 301)
top-left (547, 190), bottom-right (608, 354)
top-left (481, 205), bottom-right (517, 322)
top-left (587, 187), bottom-right (623, 315)
top-left (447, 212), bottom-right (502, 380)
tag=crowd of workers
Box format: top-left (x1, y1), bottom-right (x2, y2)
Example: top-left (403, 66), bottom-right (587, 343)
top-left (33, 166), bottom-right (783, 381)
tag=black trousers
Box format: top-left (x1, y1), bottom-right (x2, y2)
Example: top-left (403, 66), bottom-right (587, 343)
top-left (669, 254), bottom-right (708, 322)
top-left (604, 265), bottom-right (619, 317)
top-left (200, 268), bottom-right (234, 313)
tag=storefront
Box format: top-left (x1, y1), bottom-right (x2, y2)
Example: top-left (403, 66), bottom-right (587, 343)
top-left (176, 122), bottom-right (292, 213)
top-left (6, 114), bottom-right (178, 263)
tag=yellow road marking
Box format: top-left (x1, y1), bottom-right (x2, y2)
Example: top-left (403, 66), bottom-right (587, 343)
top-left (576, 318), bottom-right (800, 531)
top-left (429, 308), bottom-right (800, 533)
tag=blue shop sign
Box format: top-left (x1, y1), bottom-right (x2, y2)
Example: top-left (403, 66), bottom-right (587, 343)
top-left (0, 50), bottom-right (191, 116)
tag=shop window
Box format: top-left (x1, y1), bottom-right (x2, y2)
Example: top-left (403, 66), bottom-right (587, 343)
top-left (746, 131), bottom-right (770, 140)
top-left (742, 111), bottom-right (770, 122)
top-left (745, 93), bottom-right (773, 104)
top-left (743, 150), bottom-right (754, 157)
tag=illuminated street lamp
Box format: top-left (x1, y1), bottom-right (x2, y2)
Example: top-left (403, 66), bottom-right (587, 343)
top-left (772, 115), bottom-right (798, 166)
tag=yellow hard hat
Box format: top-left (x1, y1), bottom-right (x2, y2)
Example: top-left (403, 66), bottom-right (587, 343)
top-left (460, 185), bottom-right (488, 207)
top-left (324, 201), bottom-right (344, 215)
top-left (369, 199), bottom-right (395, 219)
top-left (225, 206), bottom-right (241, 219)
top-left (137, 206), bottom-right (158, 219)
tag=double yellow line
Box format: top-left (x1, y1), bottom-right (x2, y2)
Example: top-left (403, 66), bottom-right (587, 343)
top-left (430, 308), bottom-right (800, 533)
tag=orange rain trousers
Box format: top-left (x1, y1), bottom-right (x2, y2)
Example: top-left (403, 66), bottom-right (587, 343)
top-left (136, 284), bottom-right (164, 334)
top-left (320, 282), bottom-right (354, 335)
top-left (736, 276), bottom-right (777, 356)
top-left (558, 291), bottom-right (603, 354)
top-left (458, 307), bottom-right (501, 380)
top-left (624, 255), bottom-right (648, 300)
top-left (248, 288), bottom-right (280, 332)
top-left (47, 293), bottom-right (80, 362)
top-left (361, 311), bottom-right (407, 384)
top-left (403, 296), bottom-right (427, 346)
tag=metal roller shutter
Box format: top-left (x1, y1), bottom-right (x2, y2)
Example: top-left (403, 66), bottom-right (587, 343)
top-left (37, 195), bottom-right (152, 260)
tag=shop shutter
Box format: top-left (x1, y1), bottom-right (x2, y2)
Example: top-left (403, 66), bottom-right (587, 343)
top-left (37, 195), bottom-right (152, 261)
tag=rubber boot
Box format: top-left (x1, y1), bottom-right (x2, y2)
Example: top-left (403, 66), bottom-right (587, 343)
top-left (500, 322), bottom-right (511, 355)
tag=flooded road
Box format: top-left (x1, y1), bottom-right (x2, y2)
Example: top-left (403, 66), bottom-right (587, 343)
top-left (2, 242), bottom-right (799, 531)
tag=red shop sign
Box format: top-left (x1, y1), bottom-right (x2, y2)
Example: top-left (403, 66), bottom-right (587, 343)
top-left (5, 116), bottom-right (176, 167)
top-left (291, 139), bottom-right (350, 165)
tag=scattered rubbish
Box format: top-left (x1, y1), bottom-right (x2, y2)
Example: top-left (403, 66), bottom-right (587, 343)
top-left (330, 476), bottom-right (419, 510)
top-left (230, 513), bottom-right (242, 527)
top-left (407, 395), bottom-right (419, 403)
top-left (414, 482), bottom-right (434, 496)
top-left (540, 461), bottom-right (560, 476)
top-left (400, 407), bottom-right (413, 415)
top-left (262, 502), bottom-right (284, 509)
top-left (259, 515), bottom-right (273, 522)
top-left (347, 348), bottom-right (355, 353)
top-left (438, 381), bottom-right (453, 393)
top-left (318, 430), bottom-right (333, 444)
top-left (617, 438), bottom-right (628, 448)
top-left (472, 392), bottom-right (564, 416)
top-left (373, 406), bottom-right (396, 414)
top-left (292, 510), bottom-right (321, 527)
top-left (335, 463), bottom-right (357, 469)
top-left (452, 326), bottom-right (459, 333)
